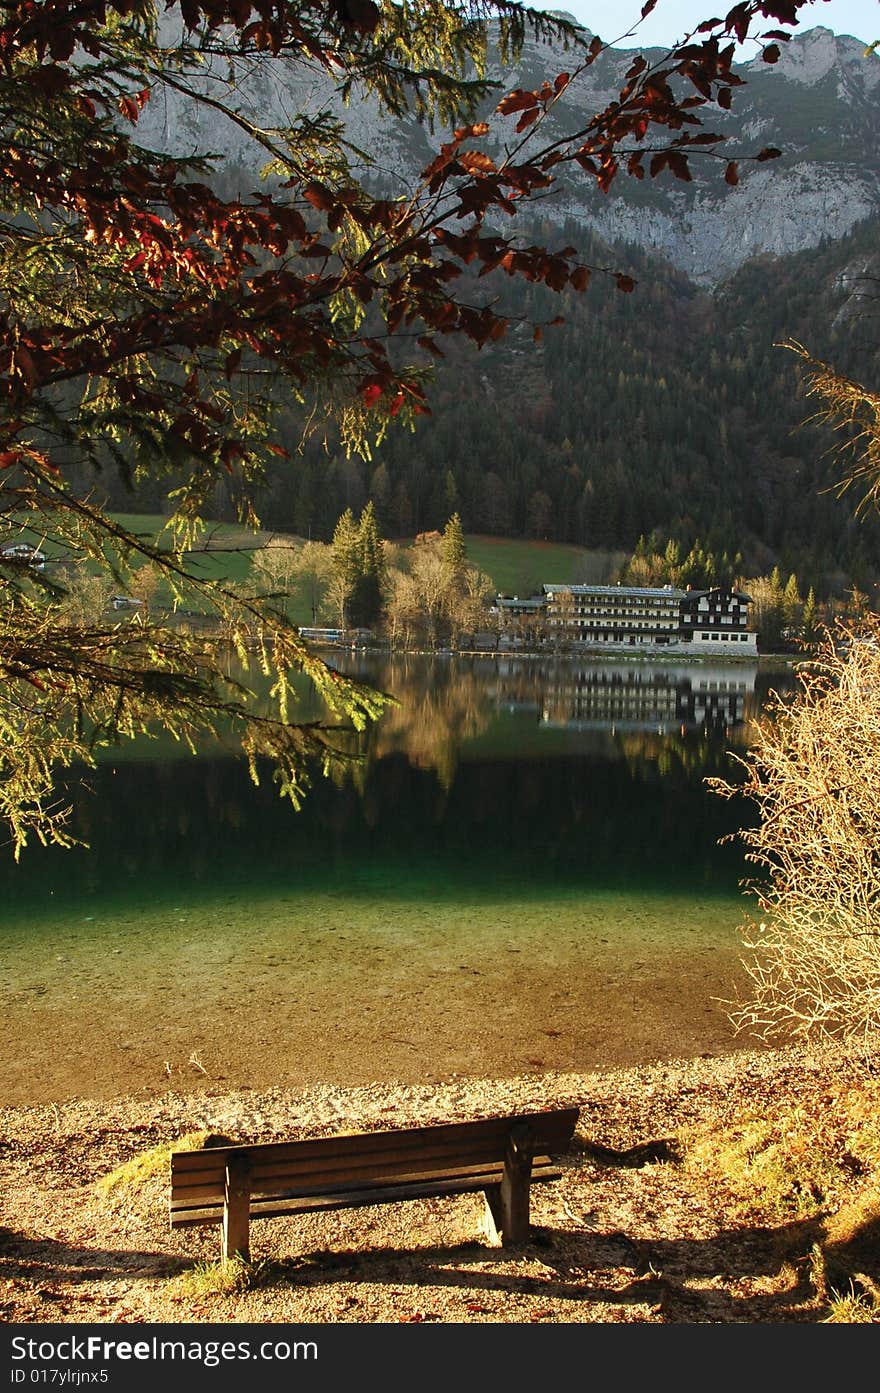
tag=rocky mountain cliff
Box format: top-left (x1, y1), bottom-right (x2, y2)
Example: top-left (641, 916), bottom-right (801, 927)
top-left (137, 20), bottom-right (879, 285)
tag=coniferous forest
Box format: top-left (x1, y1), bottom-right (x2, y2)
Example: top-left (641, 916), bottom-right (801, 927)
top-left (84, 213), bottom-right (880, 601)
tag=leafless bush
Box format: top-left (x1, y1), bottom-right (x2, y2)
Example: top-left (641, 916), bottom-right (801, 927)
top-left (711, 617), bottom-right (880, 1044)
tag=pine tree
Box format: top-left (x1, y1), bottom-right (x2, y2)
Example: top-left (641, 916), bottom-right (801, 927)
top-left (783, 572), bottom-right (803, 637)
top-left (663, 539), bottom-right (682, 584)
top-left (330, 508), bottom-right (360, 627)
top-left (353, 502), bottom-right (387, 629)
top-left (802, 587), bottom-right (819, 644)
top-left (440, 513), bottom-right (467, 583)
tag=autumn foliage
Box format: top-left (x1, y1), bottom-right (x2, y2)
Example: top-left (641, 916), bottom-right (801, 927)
top-left (0, 0), bottom-right (822, 851)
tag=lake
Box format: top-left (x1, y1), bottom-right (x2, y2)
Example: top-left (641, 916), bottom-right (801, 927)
top-left (0, 652), bottom-right (796, 1104)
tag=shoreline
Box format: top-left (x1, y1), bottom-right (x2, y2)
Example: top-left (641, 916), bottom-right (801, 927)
top-left (2, 1038), bottom-right (875, 1325)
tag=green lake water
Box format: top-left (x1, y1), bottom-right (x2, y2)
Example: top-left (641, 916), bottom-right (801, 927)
top-left (0, 653), bottom-right (795, 1103)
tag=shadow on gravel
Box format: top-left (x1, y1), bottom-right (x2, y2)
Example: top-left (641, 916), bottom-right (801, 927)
top-left (0, 1226), bottom-right (190, 1283)
top-left (244, 1212), bottom-right (825, 1322)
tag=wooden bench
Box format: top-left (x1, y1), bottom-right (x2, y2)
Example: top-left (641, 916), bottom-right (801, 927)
top-left (170, 1106), bottom-right (579, 1261)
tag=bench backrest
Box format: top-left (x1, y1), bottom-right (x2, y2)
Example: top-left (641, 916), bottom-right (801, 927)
top-left (170, 1107), bottom-right (579, 1211)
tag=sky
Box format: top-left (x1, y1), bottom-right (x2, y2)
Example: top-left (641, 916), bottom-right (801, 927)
top-left (530, 1), bottom-right (879, 50)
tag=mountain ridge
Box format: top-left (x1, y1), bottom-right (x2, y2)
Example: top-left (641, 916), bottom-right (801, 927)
top-left (136, 22), bottom-right (880, 284)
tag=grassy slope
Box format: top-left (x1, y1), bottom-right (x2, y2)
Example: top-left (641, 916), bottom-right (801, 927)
top-left (435, 536), bottom-right (625, 597)
top-left (107, 520), bottom-right (624, 600)
top-left (7, 511), bottom-right (623, 608)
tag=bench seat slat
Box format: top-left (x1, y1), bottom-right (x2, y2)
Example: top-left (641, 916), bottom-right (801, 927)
top-left (171, 1163), bottom-right (563, 1227)
top-left (170, 1108), bottom-right (579, 1184)
top-left (171, 1145), bottom-right (564, 1203)
top-left (170, 1155), bottom-right (561, 1215)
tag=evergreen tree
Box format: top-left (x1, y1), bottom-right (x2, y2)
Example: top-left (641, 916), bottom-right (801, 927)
top-left (353, 502), bottom-right (387, 630)
top-left (783, 572), bottom-right (803, 635)
top-left (663, 539), bottom-right (682, 582)
top-left (440, 513), bottom-right (467, 583)
top-left (747, 573), bottom-right (786, 651)
top-left (802, 587), bottom-right (820, 644)
top-left (329, 508), bottom-right (360, 627)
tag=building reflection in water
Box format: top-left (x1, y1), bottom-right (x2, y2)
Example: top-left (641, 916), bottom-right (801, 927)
top-left (489, 659), bottom-right (759, 737)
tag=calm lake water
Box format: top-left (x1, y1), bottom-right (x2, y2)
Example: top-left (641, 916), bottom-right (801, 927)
top-left (0, 652), bottom-right (796, 1103)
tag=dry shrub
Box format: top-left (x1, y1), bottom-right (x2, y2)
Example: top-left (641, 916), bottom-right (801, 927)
top-left (711, 616), bottom-right (880, 1045)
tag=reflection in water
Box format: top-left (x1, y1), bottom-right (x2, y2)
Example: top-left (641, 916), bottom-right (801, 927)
top-left (324, 651), bottom-right (771, 791)
top-left (0, 654), bottom-right (790, 915)
top-left (366, 655), bottom-right (491, 789)
top-left (537, 660), bottom-right (758, 736)
top-left (0, 654), bottom-right (797, 1102)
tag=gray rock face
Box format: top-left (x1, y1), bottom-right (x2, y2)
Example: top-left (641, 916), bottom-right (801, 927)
top-left (135, 21), bottom-right (880, 285)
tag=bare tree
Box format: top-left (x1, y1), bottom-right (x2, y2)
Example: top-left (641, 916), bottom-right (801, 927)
top-left (712, 617), bottom-right (880, 1044)
top-left (250, 537), bottom-right (304, 596)
top-left (711, 347), bottom-right (880, 1046)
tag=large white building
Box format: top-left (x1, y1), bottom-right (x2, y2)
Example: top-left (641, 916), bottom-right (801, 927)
top-left (495, 583), bottom-right (758, 654)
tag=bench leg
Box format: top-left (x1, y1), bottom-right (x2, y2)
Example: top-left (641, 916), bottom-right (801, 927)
top-left (483, 1124), bottom-right (535, 1246)
top-left (482, 1186), bottom-right (502, 1245)
top-left (498, 1123), bottom-right (534, 1246)
top-left (222, 1156), bottom-right (252, 1263)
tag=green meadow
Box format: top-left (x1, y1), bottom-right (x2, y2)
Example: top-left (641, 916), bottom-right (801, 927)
top-left (3, 511), bottom-right (623, 609)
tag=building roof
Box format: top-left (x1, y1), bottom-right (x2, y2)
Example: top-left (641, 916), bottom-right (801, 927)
top-left (544, 583), bottom-right (753, 603)
top-left (543, 583), bottom-right (687, 599)
top-left (680, 587), bottom-right (753, 603)
top-left (495, 595), bottom-right (546, 609)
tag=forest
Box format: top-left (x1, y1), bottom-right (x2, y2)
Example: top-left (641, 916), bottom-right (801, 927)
top-left (81, 210), bottom-right (880, 601)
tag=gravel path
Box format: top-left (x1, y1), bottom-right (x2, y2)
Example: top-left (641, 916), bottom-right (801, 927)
top-left (0, 1041), bottom-right (874, 1325)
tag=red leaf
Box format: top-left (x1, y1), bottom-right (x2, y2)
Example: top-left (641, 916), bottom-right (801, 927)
top-left (597, 159), bottom-right (617, 193)
top-left (569, 266), bottom-right (591, 292)
top-left (361, 383), bottom-right (382, 407)
top-left (762, 43), bottom-right (781, 63)
top-left (641, 0), bottom-right (657, 15)
top-left (389, 392), bottom-right (405, 417)
top-left (497, 89), bottom-right (538, 116)
top-left (458, 151), bottom-right (496, 174)
top-left (533, 326), bottom-right (542, 343)
top-left (417, 336), bottom-right (444, 359)
top-left (757, 147), bottom-right (782, 161)
top-left (303, 181), bottom-right (336, 212)
top-left (515, 108), bottom-right (541, 133)
top-left (615, 274), bottom-right (636, 293)
top-left (117, 95), bottom-right (140, 123)
top-left (725, 161), bottom-right (739, 185)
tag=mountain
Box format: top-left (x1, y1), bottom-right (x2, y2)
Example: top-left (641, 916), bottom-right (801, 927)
top-left (137, 20), bottom-right (880, 285)
top-left (112, 17), bottom-right (880, 592)
top-left (110, 206), bottom-right (880, 594)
